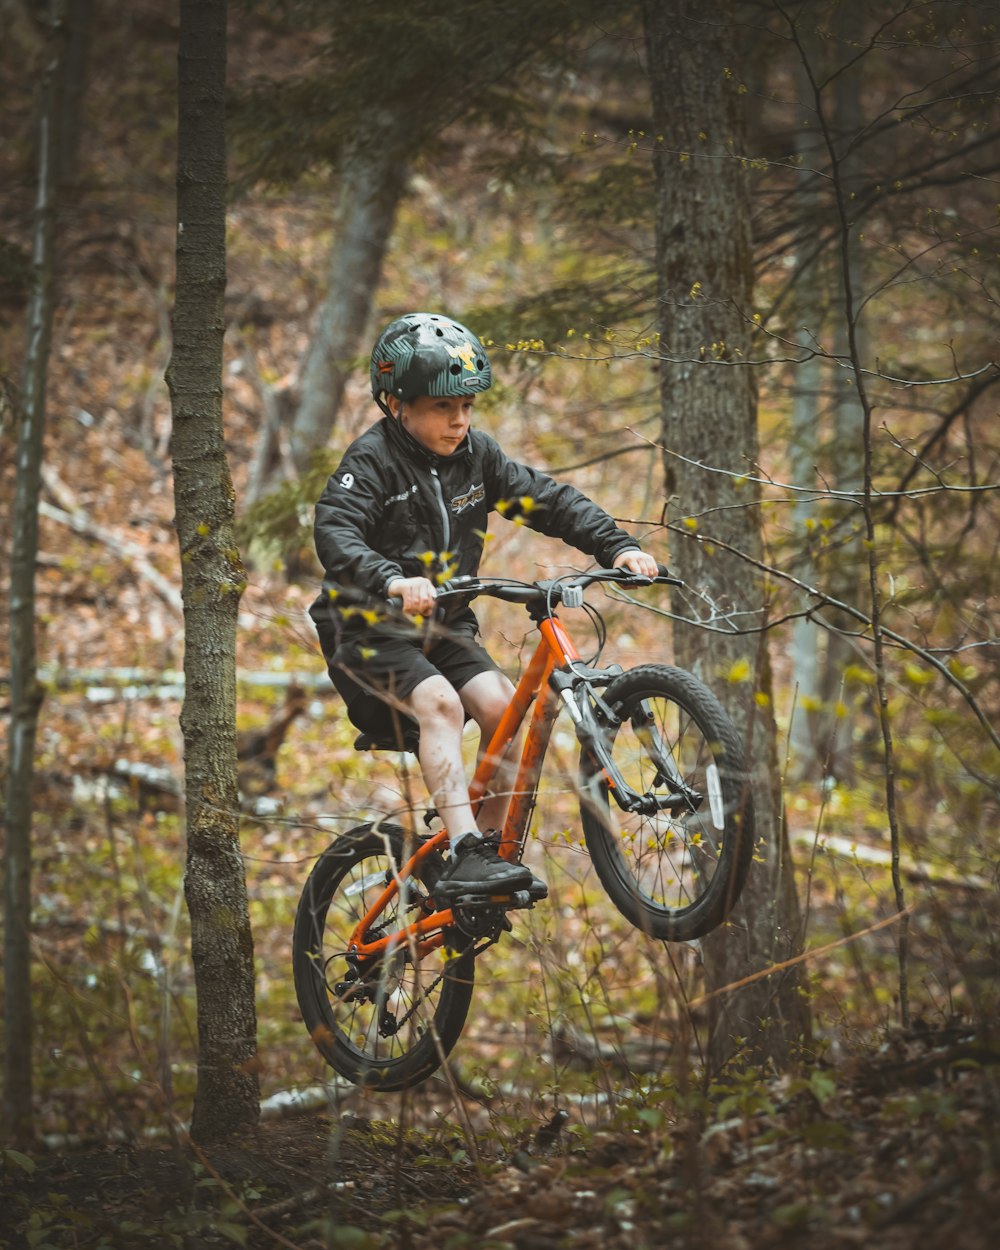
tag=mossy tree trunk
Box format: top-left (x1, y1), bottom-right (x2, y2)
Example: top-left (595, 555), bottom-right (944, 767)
top-left (165, 0), bottom-right (259, 1142)
top-left (643, 0), bottom-right (810, 1072)
top-left (3, 0), bottom-right (67, 1147)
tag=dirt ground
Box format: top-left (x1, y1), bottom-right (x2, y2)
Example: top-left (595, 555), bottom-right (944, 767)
top-left (2, 1024), bottom-right (998, 1250)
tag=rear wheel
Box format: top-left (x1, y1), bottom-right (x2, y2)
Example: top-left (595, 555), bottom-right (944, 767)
top-left (292, 823), bottom-right (474, 1089)
top-left (580, 665), bottom-right (754, 941)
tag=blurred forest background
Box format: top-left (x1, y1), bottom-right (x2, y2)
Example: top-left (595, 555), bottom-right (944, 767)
top-left (1, 0), bottom-right (998, 1245)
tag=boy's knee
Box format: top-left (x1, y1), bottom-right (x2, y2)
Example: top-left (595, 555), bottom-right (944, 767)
top-left (409, 677), bottom-right (464, 729)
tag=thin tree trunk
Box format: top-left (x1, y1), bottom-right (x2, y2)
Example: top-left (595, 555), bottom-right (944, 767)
top-left (165, 0), bottom-right (259, 1142)
top-left (819, 34), bottom-right (867, 780)
top-left (788, 36), bottom-right (828, 777)
top-left (58, 0), bottom-right (92, 188)
top-left (288, 138), bottom-right (408, 474)
top-left (643, 0), bottom-right (809, 1072)
top-left (3, 0), bottom-right (67, 1148)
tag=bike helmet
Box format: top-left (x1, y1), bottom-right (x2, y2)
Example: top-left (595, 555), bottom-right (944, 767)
top-left (370, 312), bottom-right (493, 416)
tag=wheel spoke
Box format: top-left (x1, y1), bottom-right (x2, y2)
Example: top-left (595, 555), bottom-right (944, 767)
top-left (581, 667), bottom-right (753, 941)
top-left (292, 825), bottom-right (475, 1089)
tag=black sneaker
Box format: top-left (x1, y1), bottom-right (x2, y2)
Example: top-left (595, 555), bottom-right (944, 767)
top-left (434, 834), bottom-right (534, 901)
top-left (481, 833), bottom-right (548, 900)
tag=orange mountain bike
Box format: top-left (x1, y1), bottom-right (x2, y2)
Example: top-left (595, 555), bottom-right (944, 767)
top-left (292, 568), bottom-right (754, 1089)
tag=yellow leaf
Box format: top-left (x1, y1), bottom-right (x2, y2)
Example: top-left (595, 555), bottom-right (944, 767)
top-left (903, 662), bottom-right (934, 687)
top-left (947, 657), bottom-right (978, 682)
top-left (726, 657), bottom-right (752, 683)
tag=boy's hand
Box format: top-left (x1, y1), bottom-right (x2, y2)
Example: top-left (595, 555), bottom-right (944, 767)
top-left (387, 576), bottom-right (438, 616)
top-left (613, 549), bottom-right (659, 579)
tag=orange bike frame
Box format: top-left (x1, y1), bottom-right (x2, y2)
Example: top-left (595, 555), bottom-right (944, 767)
top-left (346, 615), bottom-right (583, 962)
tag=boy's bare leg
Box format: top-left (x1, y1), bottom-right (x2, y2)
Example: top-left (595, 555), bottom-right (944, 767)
top-left (458, 670), bottom-right (521, 835)
top-left (404, 675), bottom-right (479, 846)
top-left (405, 673), bottom-right (539, 898)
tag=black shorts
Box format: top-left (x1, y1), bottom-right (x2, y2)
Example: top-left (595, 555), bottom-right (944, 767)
top-left (325, 626), bottom-right (500, 740)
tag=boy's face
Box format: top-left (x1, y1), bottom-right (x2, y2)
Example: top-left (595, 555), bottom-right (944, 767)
top-left (388, 394), bottom-right (475, 456)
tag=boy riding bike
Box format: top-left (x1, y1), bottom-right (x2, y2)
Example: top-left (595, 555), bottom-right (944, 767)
top-left (309, 311), bottom-right (658, 902)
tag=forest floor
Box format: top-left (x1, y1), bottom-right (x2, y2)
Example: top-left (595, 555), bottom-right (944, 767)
top-left (2, 1022), bottom-right (998, 1250)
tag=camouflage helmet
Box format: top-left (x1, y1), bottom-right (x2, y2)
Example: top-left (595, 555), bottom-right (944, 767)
top-left (370, 312), bottom-right (493, 415)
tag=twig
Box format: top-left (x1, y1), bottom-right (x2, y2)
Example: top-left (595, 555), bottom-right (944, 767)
top-left (656, 522), bottom-right (1000, 757)
top-left (687, 903), bottom-right (918, 1009)
top-left (872, 1167), bottom-right (965, 1229)
top-left (38, 474), bottom-right (182, 614)
top-left (186, 1138), bottom-right (307, 1250)
top-left (788, 829), bottom-right (993, 891)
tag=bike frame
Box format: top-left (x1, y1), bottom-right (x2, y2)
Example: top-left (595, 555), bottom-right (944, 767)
top-left (345, 611), bottom-right (584, 963)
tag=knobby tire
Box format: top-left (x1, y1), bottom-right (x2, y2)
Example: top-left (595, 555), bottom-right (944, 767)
top-left (579, 664), bottom-right (754, 941)
top-left (292, 823), bottom-right (474, 1090)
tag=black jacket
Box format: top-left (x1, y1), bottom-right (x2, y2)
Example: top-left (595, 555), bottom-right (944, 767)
top-left (310, 416), bottom-right (641, 644)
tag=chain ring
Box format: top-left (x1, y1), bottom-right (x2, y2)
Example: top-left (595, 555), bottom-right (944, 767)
top-left (452, 903), bottom-right (507, 939)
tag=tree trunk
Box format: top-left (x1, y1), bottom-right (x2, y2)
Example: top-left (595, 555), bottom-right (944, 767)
top-left (642, 0), bottom-right (809, 1072)
top-left (165, 0), bottom-right (259, 1142)
top-left (288, 137), bottom-right (408, 474)
top-left (788, 30), bottom-right (829, 777)
top-left (3, 0), bottom-right (67, 1148)
top-left (818, 31), bottom-right (867, 780)
top-left (58, 0), bottom-right (92, 189)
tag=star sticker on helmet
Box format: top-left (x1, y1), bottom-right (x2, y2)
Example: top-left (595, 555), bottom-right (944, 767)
top-left (447, 341), bottom-right (478, 372)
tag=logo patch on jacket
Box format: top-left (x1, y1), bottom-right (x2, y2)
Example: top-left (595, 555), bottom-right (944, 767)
top-left (385, 484), bottom-right (418, 506)
top-left (451, 482), bottom-right (485, 514)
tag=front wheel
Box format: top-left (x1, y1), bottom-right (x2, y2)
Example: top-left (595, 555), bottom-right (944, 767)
top-left (580, 665), bottom-right (754, 941)
top-left (292, 823), bottom-right (475, 1089)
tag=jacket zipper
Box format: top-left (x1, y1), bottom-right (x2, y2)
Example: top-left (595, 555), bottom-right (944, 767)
top-left (428, 466), bottom-right (452, 554)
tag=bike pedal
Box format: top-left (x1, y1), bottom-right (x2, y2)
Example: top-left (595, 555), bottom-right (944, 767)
top-left (437, 879), bottom-right (548, 910)
top-left (444, 890), bottom-right (513, 909)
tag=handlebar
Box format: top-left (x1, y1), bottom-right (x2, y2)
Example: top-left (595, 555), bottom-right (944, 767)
top-left (388, 565), bottom-right (680, 611)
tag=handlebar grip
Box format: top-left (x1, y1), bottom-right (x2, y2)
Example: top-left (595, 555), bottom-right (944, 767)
top-left (387, 574), bottom-right (478, 611)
